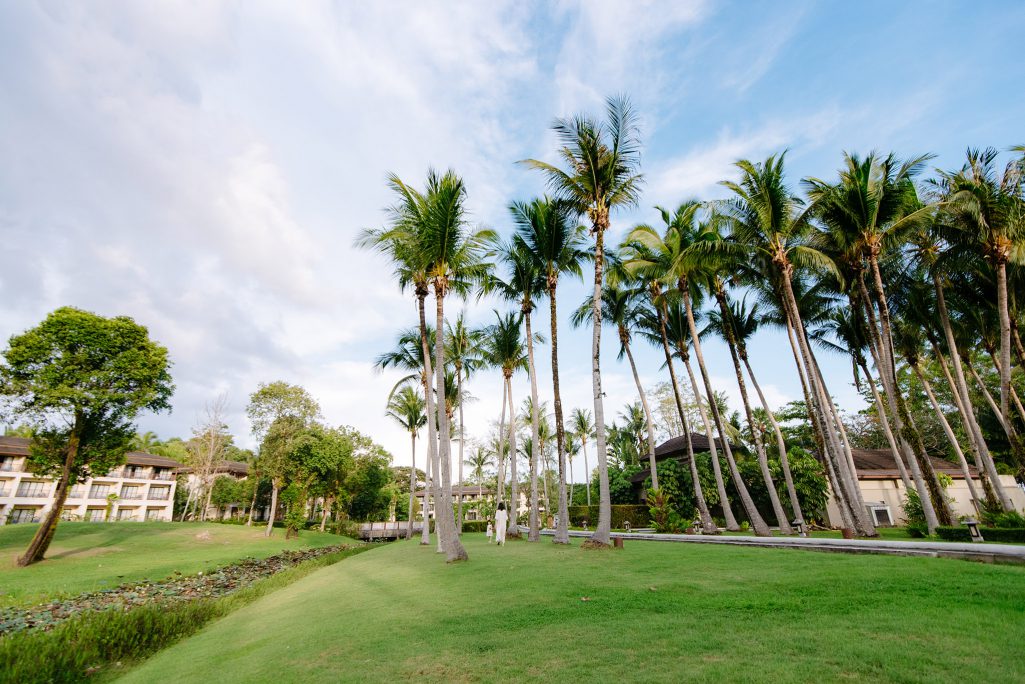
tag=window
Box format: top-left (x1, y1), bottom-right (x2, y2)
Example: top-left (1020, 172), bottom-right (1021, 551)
top-left (0, 481), bottom-right (10, 497)
top-left (68, 485), bottom-right (85, 499)
top-left (145, 508), bottom-right (163, 521)
top-left (870, 506), bottom-right (893, 527)
top-left (85, 508), bottom-right (106, 522)
top-left (0, 458), bottom-right (15, 472)
top-left (116, 508), bottom-right (137, 521)
top-left (8, 507), bottom-right (38, 524)
top-left (124, 466), bottom-right (147, 479)
top-left (149, 486), bottom-right (170, 501)
top-left (89, 483), bottom-right (112, 499)
top-left (60, 507), bottom-right (79, 521)
top-left (121, 485), bottom-right (143, 500)
top-left (16, 481), bottom-right (47, 498)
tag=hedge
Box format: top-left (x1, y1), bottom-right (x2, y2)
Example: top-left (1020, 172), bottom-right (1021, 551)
top-left (935, 526), bottom-right (971, 542)
top-left (461, 520), bottom-right (489, 533)
top-left (568, 505), bottom-right (650, 529)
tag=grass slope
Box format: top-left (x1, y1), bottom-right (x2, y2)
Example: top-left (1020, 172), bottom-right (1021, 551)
top-left (0, 522), bottom-right (349, 608)
top-left (121, 535), bottom-right (1025, 683)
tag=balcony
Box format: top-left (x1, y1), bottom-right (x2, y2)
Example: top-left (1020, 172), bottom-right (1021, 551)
top-left (152, 471), bottom-right (174, 481)
top-left (16, 483), bottom-right (48, 498)
top-left (0, 460), bottom-right (17, 472)
top-left (148, 491), bottom-right (170, 501)
top-left (120, 491), bottom-right (144, 500)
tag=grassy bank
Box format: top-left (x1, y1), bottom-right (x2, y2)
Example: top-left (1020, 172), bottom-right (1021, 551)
top-left (0, 522), bottom-right (350, 608)
top-left (121, 534), bottom-right (1025, 683)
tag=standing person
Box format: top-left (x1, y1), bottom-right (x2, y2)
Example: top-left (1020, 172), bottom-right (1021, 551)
top-left (486, 520), bottom-right (494, 543)
top-left (494, 502), bottom-right (508, 546)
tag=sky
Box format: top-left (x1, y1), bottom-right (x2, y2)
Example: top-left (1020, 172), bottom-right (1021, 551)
top-left (2, 1), bottom-right (1024, 481)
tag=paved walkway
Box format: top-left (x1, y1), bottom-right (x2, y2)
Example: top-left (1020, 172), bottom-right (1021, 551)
top-left (533, 528), bottom-right (1025, 564)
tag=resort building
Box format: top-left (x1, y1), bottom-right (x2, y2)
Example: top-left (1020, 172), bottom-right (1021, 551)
top-left (0, 436), bottom-right (183, 525)
top-left (823, 448), bottom-right (1025, 527)
top-left (180, 459), bottom-right (251, 520)
top-left (414, 485), bottom-right (528, 521)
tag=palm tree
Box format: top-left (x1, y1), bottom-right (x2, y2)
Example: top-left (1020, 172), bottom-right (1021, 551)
top-left (570, 408), bottom-right (594, 508)
top-left (522, 95), bottom-right (644, 546)
top-left (446, 313), bottom-right (484, 532)
top-left (131, 431), bottom-right (161, 452)
top-left (625, 205), bottom-right (770, 536)
top-left (512, 196), bottom-right (589, 544)
top-left (465, 446), bottom-right (493, 510)
top-left (704, 296), bottom-right (793, 533)
top-left (491, 238), bottom-right (546, 541)
top-left (386, 386), bottom-right (427, 540)
top-left (481, 311), bottom-right (528, 538)
top-left (933, 148), bottom-right (1025, 424)
top-left (571, 282), bottom-right (661, 491)
top-left (717, 154), bottom-right (876, 537)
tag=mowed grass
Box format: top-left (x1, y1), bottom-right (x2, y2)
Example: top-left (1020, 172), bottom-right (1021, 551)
top-left (121, 535), bottom-right (1025, 683)
top-left (0, 522), bottom-right (350, 608)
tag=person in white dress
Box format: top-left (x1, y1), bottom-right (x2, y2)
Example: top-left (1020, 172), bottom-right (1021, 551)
top-left (486, 521), bottom-right (493, 543)
top-left (494, 502), bottom-right (508, 545)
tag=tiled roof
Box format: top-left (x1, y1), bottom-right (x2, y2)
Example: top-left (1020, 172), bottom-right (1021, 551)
top-left (0, 436), bottom-right (31, 456)
top-left (0, 436), bottom-right (183, 468)
top-left (850, 448), bottom-right (976, 480)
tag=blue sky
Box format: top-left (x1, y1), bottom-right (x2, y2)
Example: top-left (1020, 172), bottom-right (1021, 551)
top-left (1, 1), bottom-right (1023, 477)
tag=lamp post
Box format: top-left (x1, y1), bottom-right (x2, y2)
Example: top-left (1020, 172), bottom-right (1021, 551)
top-left (964, 518), bottom-right (984, 543)
top-left (793, 518), bottom-right (807, 537)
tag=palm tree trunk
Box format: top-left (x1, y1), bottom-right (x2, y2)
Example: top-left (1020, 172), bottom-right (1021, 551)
top-left (781, 270), bottom-right (876, 536)
top-left (911, 364), bottom-right (983, 513)
top-left (588, 220), bottom-right (611, 546)
top-left (582, 441), bottom-right (591, 508)
top-left (682, 287), bottom-right (770, 536)
top-left (715, 291), bottom-right (790, 533)
top-left (549, 283), bottom-right (571, 545)
top-left (997, 260), bottom-right (1013, 422)
top-left (524, 309), bottom-right (542, 542)
top-left (506, 376), bottom-right (520, 538)
top-left (433, 289), bottom-right (468, 562)
top-left (623, 335), bottom-right (659, 491)
top-left (987, 350), bottom-right (1025, 425)
top-left (457, 367), bottom-right (465, 534)
top-left (859, 362), bottom-right (914, 493)
top-left (743, 354), bottom-right (804, 527)
top-left (933, 272), bottom-right (1010, 508)
top-left (264, 481), bottom-right (279, 538)
top-left (416, 294), bottom-right (436, 547)
top-left (496, 377), bottom-right (507, 508)
top-left (406, 433), bottom-right (417, 540)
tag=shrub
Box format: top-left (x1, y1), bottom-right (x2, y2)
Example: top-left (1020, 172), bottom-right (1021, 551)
top-left (567, 505), bottom-right (650, 529)
top-left (906, 521), bottom-right (929, 538)
top-left (646, 489), bottom-right (685, 534)
top-left (988, 510), bottom-right (1025, 529)
top-left (935, 525), bottom-right (971, 542)
top-left (461, 520), bottom-right (489, 533)
top-left (980, 527), bottom-right (1025, 543)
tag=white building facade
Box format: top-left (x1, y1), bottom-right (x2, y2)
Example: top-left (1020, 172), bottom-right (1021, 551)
top-left (0, 436), bottom-right (182, 525)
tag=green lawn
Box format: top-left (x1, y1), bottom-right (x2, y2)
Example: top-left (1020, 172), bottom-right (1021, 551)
top-left (0, 522), bottom-right (350, 608)
top-left (121, 535), bottom-right (1025, 683)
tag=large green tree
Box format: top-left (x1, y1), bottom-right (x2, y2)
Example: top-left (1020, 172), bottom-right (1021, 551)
top-left (0, 307), bottom-right (173, 566)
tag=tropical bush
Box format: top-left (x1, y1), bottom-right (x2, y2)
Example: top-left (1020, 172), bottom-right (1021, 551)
top-left (568, 505), bottom-right (650, 529)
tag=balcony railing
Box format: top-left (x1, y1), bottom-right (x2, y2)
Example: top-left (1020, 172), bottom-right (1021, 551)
top-left (16, 484), bottom-right (48, 498)
top-left (0, 461), bottom-right (17, 472)
top-left (152, 472), bottom-right (174, 481)
top-left (120, 492), bottom-right (143, 500)
top-left (148, 492), bottom-right (170, 500)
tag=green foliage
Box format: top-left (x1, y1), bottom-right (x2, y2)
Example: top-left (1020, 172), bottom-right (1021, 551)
top-left (646, 488), bottom-right (685, 533)
top-left (982, 508), bottom-right (1025, 529)
top-left (902, 489), bottom-right (926, 528)
top-left (935, 526), bottom-right (972, 542)
top-left (978, 527), bottom-right (1025, 543)
top-left (0, 545), bottom-right (371, 683)
top-left (567, 505), bottom-right (650, 529)
top-left (461, 520), bottom-right (490, 533)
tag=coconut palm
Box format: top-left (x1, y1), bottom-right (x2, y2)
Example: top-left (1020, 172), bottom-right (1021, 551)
top-left (625, 205), bottom-right (770, 535)
top-left (465, 446), bottom-right (493, 506)
top-left (571, 282), bottom-right (661, 491)
top-left (521, 95), bottom-right (644, 546)
top-left (511, 196), bottom-right (589, 544)
top-left (490, 239), bottom-right (546, 540)
top-left (481, 311), bottom-right (529, 538)
top-left (386, 386), bottom-right (427, 539)
top-left (717, 154), bottom-right (876, 537)
top-left (570, 408), bottom-right (594, 508)
top-left (446, 313), bottom-right (484, 531)
top-left (933, 148), bottom-right (1025, 424)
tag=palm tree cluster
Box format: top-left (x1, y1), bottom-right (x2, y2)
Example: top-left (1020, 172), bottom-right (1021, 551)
top-left (361, 94), bottom-right (1024, 557)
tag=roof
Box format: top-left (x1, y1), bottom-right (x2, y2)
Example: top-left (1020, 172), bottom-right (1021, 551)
top-left (629, 434), bottom-right (735, 484)
top-left (0, 436), bottom-right (183, 469)
top-left (177, 460), bottom-right (250, 476)
top-left (850, 448), bottom-right (977, 480)
top-left (415, 485), bottom-right (495, 497)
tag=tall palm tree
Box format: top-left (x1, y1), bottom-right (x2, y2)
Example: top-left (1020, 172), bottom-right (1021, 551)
top-left (491, 238), bottom-right (546, 541)
top-left (625, 205), bottom-right (770, 536)
top-left (465, 446), bottom-right (493, 508)
top-left (446, 313), bottom-right (484, 532)
top-left (522, 95), bottom-right (644, 546)
top-left (131, 431), bottom-right (161, 452)
top-left (571, 283), bottom-right (661, 491)
top-left (481, 310), bottom-right (528, 538)
top-left (933, 148), bottom-right (1025, 424)
top-left (512, 196), bottom-right (589, 544)
top-left (570, 408), bottom-right (594, 508)
top-left (386, 386), bottom-right (427, 540)
top-left (717, 154), bottom-right (877, 537)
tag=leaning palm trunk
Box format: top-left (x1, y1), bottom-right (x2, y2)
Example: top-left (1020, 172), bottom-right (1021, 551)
top-left (780, 273), bottom-right (876, 536)
top-left (715, 292), bottom-right (790, 533)
top-left (859, 362), bottom-right (914, 493)
top-left (549, 283), bottom-right (571, 544)
top-left (988, 351), bottom-right (1025, 426)
top-left (911, 364), bottom-right (982, 513)
top-left (864, 265), bottom-right (953, 528)
top-left (524, 309), bottom-right (542, 542)
top-left (588, 219), bottom-right (612, 546)
top-left (682, 288), bottom-right (770, 536)
top-left (743, 354), bottom-right (804, 527)
top-left (622, 331), bottom-right (659, 491)
top-left (416, 293), bottom-right (437, 547)
top-left (933, 273), bottom-right (1010, 509)
top-left (433, 289), bottom-right (468, 561)
top-left (505, 375), bottom-right (520, 538)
